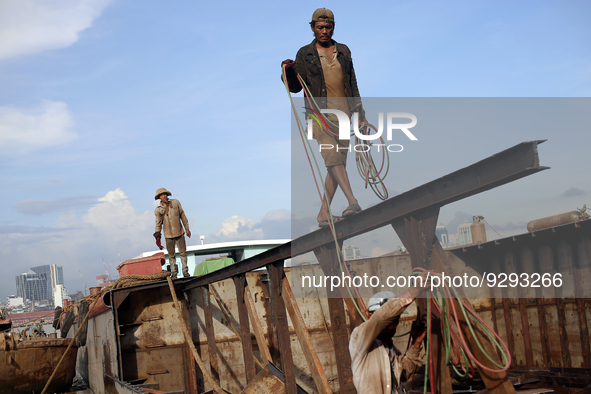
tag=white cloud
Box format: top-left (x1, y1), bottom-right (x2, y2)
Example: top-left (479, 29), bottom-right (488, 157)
top-left (261, 209), bottom-right (290, 221)
top-left (0, 0), bottom-right (112, 60)
top-left (82, 188), bottom-right (153, 246)
top-left (208, 210), bottom-right (291, 243)
top-left (213, 215), bottom-right (264, 241)
top-left (0, 100), bottom-right (76, 154)
top-left (370, 246), bottom-right (389, 258)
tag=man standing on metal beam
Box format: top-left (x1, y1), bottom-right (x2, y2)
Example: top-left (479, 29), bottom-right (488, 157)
top-left (349, 287), bottom-right (428, 393)
top-left (282, 8), bottom-right (363, 228)
top-left (153, 187), bottom-right (192, 278)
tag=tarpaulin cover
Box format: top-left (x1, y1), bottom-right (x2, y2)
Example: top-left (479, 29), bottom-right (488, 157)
top-left (193, 257), bottom-right (234, 276)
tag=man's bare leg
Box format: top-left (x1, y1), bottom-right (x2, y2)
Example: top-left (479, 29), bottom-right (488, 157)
top-left (317, 169), bottom-right (338, 223)
top-left (317, 164), bottom-right (358, 222)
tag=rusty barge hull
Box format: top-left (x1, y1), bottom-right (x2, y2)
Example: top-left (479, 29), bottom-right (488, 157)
top-left (73, 141), bottom-right (591, 393)
top-left (0, 335), bottom-right (78, 394)
top-left (74, 225), bottom-right (591, 393)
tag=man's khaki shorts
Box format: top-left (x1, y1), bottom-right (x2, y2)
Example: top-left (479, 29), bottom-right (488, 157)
top-left (312, 121), bottom-right (349, 167)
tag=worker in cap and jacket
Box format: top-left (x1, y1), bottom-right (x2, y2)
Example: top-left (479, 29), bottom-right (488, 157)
top-left (349, 277), bottom-right (429, 394)
top-left (281, 8), bottom-right (364, 228)
top-left (153, 188), bottom-right (191, 278)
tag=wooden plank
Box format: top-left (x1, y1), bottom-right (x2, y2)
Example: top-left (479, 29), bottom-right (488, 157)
top-left (234, 275), bottom-right (257, 383)
top-left (202, 286), bottom-right (220, 384)
top-left (266, 261), bottom-right (297, 394)
top-left (429, 316), bottom-right (454, 392)
top-left (257, 275), bottom-right (282, 366)
top-left (244, 284), bottom-right (272, 365)
top-left (282, 277), bottom-right (333, 394)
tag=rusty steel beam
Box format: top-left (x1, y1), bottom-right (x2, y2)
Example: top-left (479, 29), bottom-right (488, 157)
top-left (256, 275), bottom-right (282, 366)
top-left (244, 285), bottom-right (273, 366)
top-left (184, 244), bottom-right (291, 292)
top-left (183, 141), bottom-right (547, 294)
top-left (233, 275), bottom-right (257, 383)
top-left (292, 140), bottom-right (548, 257)
top-left (266, 261), bottom-right (297, 394)
top-left (392, 208), bottom-right (454, 394)
top-left (314, 244), bottom-right (356, 394)
top-left (391, 206), bottom-right (440, 269)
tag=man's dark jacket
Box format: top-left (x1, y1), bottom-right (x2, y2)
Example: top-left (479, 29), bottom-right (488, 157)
top-left (283, 39), bottom-right (364, 117)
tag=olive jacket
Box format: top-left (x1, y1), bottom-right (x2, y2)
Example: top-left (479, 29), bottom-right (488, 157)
top-left (154, 199), bottom-right (189, 239)
top-left (349, 297), bottom-right (424, 394)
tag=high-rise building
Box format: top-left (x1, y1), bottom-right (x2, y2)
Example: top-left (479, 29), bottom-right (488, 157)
top-left (342, 245), bottom-right (363, 260)
top-left (436, 226), bottom-right (449, 245)
top-left (15, 270), bottom-right (48, 303)
top-left (53, 285), bottom-right (68, 308)
top-left (96, 274), bottom-right (115, 288)
top-left (31, 264), bottom-right (64, 304)
top-left (6, 295), bottom-right (24, 307)
top-left (456, 223), bottom-right (473, 246)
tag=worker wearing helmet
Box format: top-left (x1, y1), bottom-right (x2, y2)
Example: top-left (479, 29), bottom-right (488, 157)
top-left (349, 283), bottom-right (428, 394)
top-left (153, 188), bottom-right (191, 278)
top-left (281, 8), bottom-right (364, 227)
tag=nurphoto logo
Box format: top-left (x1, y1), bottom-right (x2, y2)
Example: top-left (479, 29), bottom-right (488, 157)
top-left (306, 110), bottom-right (418, 153)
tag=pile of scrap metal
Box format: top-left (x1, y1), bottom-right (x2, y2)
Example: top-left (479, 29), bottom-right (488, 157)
top-left (21, 319), bottom-right (46, 339)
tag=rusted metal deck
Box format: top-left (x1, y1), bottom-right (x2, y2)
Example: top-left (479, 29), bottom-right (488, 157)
top-left (72, 140), bottom-right (591, 393)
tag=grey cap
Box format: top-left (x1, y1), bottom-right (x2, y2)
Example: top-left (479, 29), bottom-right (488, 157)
top-left (311, 8), bottom-right (334, 23)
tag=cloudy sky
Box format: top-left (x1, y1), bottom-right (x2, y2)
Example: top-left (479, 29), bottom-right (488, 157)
top-left (1, 0), bottom-right (590, 300)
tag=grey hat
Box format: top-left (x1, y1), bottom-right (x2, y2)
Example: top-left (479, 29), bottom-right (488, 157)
top-left (155, 187), bottom-right (171, 200)
top-left (311, 8), bottom-right (334, 23)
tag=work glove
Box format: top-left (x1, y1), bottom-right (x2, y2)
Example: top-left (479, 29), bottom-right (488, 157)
top-left (153, 232), bottom-right (164, 250)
